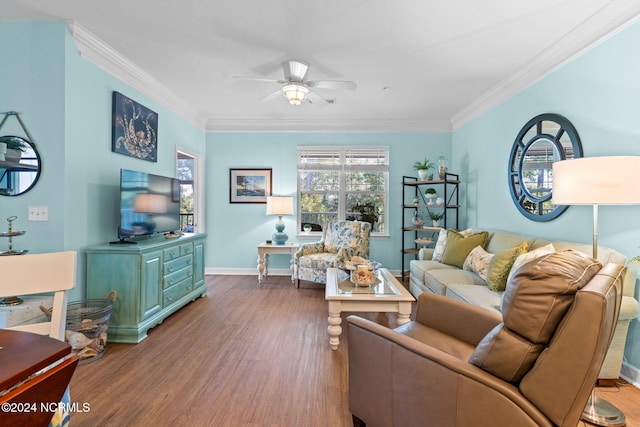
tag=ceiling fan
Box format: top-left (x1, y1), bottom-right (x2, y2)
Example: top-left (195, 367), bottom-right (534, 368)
top-left (234, 59), bottom-right (357, 105)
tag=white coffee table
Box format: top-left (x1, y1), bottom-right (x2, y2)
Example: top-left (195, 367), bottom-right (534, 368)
top-left (325, 267), bottom-right (415, 350)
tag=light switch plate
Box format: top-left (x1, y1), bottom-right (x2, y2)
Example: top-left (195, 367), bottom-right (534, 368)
top-left (28, 206), bottom-right (48, 221)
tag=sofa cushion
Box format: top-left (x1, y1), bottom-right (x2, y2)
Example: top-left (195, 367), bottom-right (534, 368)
top-left (462, 246), bottom-right (494, 281)
top-left (469, 250), bottom-right (602, 383)
top-left (485, 242), bottom-right (529, 292)
top-left (432, 228), bottom-right (471, 262)
top-left (446, 284), bottom-right (502, 312)
top-left (425, 269), bottom-right (486, 295)
top-left (296, 252), bottom-right (337, 270)
top-left (441, 231), bottom-right (489, 268)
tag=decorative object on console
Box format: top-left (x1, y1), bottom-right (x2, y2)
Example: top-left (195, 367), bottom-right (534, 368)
top-left (111, 91), bottom-right (158, 162)
top-left (266, 196), bottom-right (294, 245)
top-left (229, 168), bottom-right (272, 203)
top-left (553, 155), bottom-right (640, 427)
top-left (509, 113), bottom-right (583, 222)
top-left (0, 216), bottom-right (28, 305)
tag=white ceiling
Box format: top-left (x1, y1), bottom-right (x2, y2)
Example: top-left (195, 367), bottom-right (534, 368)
top-left (3, 1), bottom-right (640, 132)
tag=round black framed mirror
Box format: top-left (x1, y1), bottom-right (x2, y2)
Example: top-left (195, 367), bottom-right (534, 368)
top-left (508, 114), bottom-right (583, 221)
top-left (0, 135), bottom-right (42, 196)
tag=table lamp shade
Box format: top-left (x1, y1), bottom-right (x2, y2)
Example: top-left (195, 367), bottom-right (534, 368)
top-left (265, 196), bottom-right (294, 215)
top-left (266, 196), bottom-right (294, 245)
top-left (552, 156), bottom-right (640, 205)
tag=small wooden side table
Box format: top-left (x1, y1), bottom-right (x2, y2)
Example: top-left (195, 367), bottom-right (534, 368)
top-left (257, 242), bottom-right (299, 284)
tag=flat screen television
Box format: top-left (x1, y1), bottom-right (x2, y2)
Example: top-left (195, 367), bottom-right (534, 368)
top-left (118, 168), bottom-right (181, 240)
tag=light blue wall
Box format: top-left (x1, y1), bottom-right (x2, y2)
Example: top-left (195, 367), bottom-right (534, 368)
top-left (0, 22), bottom-right (67, 255)
top-left (452, 21), bottom-right (640, 372)
top-left (205, 132), bottom-right (451, 271)
top-left (1, 22), bottom-right (207, 301)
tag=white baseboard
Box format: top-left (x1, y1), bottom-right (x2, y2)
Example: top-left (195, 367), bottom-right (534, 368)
top-left (206, 267), bottom-right (292, 276)
top-left (620, 362), bottom-right (640, 388)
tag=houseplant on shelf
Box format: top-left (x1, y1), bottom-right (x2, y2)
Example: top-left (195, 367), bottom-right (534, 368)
top-left (0, 136), bottom-right (28, 162)
top-left (413, 158), bottom-right (434, 181)
top-left (427, 209), bottom-right (444, 227)
top-left (424, 187), bottom-right (437, 205)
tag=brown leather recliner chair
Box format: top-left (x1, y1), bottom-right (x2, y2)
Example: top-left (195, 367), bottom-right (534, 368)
top-left (347, 250), bottom-right (624, 427)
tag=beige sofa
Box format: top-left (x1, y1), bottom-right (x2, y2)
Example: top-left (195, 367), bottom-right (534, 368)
top-left (409, 228), bottom-right (639, 383)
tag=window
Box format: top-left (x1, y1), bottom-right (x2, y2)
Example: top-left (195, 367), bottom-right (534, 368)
top-left (297, 146), bottom-right (389, 234)
top-left (176, 148), bottom-right (205, 233)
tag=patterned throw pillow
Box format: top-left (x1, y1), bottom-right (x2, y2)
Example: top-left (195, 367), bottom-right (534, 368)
top-left (463, 246), bottom-right (495, 281)
top-left (441, 230), bottom-right (489, 268)
top-left (485, 242), bottom-right (529, 292)
top-left (432, 228), bottom-right (472, 262)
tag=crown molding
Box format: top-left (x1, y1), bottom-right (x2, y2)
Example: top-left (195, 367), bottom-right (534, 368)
top-left (205, 117), bottom-right (452, 133)
top-left (451, 1), bottom-right (640, 131)
top-left (66, 21), bottom-right (208, 129)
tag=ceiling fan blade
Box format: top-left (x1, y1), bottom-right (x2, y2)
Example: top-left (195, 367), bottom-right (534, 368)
top-left (306, 80), bottom-right (357, 90)
top-left (259, 89), bottom-right (283, 103)
top-left (307, 90), bottom-right (335, 105)
top-left (232, 75), bottom-right (280, 83)
top-left (282, 60), bottom-right (309, 82)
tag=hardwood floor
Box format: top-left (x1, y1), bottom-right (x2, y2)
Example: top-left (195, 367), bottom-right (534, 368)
top-left (68, 275), bottom-right (640, 426)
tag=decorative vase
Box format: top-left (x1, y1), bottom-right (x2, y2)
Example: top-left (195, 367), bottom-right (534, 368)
top-left (438, 154), bottom-right (448, 180)
top-left (418, 169), bottom-right (428, 181)
top-left (426, 194), bottom-right (436, 205)
top-left (412, 211), bottom-right (424, 227)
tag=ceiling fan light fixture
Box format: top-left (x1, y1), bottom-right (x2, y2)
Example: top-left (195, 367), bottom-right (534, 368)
top-left (282, 83), bottom-right (309, 105)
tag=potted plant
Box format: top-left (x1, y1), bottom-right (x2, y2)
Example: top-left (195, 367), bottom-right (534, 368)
top-left (303, 224), bottom-right (313, 233)
top-left (427, 210), bottom-right (444, 227)
top-left (413, 158), bottom-right (434, 181)
top-left (0, 136), bottom-right (28, 162)
top-left (424, 187), bottom-right (437, 204)
top-left (348, 201), bottom-right (379, 228)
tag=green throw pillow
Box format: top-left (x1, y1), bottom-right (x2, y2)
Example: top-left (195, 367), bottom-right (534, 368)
top-left (441, 231), bottom-right (489, 268)
top-left (486, 242), bottom-right (529, 291)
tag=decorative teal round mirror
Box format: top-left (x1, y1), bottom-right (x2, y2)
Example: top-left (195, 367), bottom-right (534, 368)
top-left (508, 114), bottom-right (583, 221)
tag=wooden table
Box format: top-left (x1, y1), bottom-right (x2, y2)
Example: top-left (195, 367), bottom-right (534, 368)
top-left (0, 330), bottom-right (79, 425)
top-left (325, 268), bottom-right (415, 350)
top-left (257, 242), bottom-right (299, 284)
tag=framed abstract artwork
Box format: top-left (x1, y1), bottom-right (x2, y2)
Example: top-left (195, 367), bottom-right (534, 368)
top-left (112, 91), bottom-right (158, 162)
top-left (229, 168), bottom-right (272, 203)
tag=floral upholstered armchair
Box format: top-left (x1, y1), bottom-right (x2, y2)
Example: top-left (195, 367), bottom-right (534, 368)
top-left (294, 220), bottom-right (371, 287)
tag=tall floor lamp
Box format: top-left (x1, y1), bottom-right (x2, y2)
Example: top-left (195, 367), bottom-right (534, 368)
top-left (553, 155), bottom-right (640, 427)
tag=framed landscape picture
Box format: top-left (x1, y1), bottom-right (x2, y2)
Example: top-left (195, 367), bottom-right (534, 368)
top-left (112, 91), bottom-right (158, 162)
top-left (229, 168), bottom-right (272, 203)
